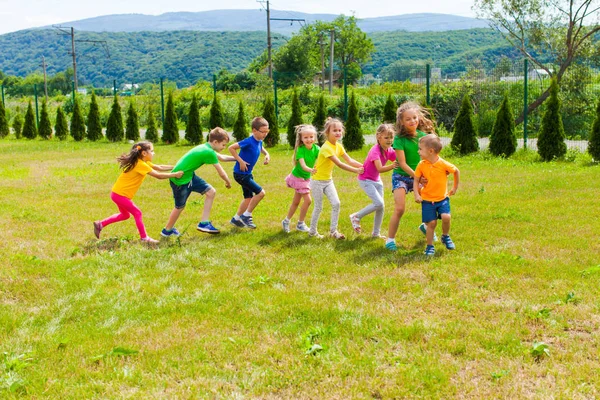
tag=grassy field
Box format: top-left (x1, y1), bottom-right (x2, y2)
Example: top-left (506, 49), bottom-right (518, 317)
top-left (1, 138), bottom-right (599, 398)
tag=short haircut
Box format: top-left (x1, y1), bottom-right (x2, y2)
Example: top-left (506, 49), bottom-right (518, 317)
top-left (251, 117), bottom-right (269, 131)
top-left (419, 134), bottom-right (442, 153)
top-left (208, 127), bottom-right (230, 143)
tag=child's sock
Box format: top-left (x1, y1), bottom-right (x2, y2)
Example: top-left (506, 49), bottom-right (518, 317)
top-left (242, 211), bottom-right (252, 217)
top-left (234, 214), bottom-right (242, 220)
top-left (200, 220), bottom-right (210, 224)
top-left (385, 238), bottom-right (395, 245)
top-left (283, 217), bottom-right (290, 223)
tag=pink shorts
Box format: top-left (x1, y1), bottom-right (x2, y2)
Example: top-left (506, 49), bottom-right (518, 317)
top-left (285, 173), bottom-right (311, 194)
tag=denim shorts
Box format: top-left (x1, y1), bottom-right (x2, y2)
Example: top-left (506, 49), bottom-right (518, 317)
top-left (234, 173), bottom-right (263, 199)
top-left (391, 172), bottom-right (414, 193)
top-left (421, 197), bottom-right (451, 223)
top-left (170, 174), bottom-right (212, 209)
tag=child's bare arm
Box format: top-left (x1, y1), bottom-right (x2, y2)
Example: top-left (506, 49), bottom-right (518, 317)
top-left (341, 153), bottom-right (363, 168)
top-left (448, 168), bottom-right (460, 196)
top-left (152, 164), bottom-right (175, 171)
top-left (374, 159), bottom-right (395, 173)
top-left (298, 158), bottom-right (316, 174)
top-left (217, 153), bottom-right (236, 162)
top-left (330, 155), bottom-right (363, 174)
top-left (148, 170), bottom-right (183, 179)
top-left (213, 163), bottom-right (232, 188)
top-left (228, 143), bottom-right (249, 171)
top-left (413, 174), bottom-right (422, 203)
top-left (261, 147), bottom-right (270, 165)
top-left (396, 150), bottom-right (415, 177)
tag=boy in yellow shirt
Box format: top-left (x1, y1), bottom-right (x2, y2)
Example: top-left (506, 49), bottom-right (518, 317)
top-left (413, 135), bottom-right (460, 256)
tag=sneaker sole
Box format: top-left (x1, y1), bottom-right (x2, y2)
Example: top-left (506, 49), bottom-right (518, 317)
top-left (197, 228), bottom-right (220, 234)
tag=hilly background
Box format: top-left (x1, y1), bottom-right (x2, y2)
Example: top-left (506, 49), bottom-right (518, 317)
top-left (0, 10), bottom-right (512, 88)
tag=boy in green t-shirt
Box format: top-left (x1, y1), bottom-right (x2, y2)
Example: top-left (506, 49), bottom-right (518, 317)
top-left (161, 127), bottom-right (235, 237)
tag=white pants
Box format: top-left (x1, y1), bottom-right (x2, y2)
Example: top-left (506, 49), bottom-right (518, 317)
top-left (355, 179), bottom-right (385, 235)
top-left (309, 179), bottom-right (340, 234)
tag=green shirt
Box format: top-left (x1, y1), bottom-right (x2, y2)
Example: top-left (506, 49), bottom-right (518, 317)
top-left (291, 144), bottom-right (320, 179)
top-left (393, 130), bottom-right (427, 176)
top-left (170, 142), bottom-right (218, 185)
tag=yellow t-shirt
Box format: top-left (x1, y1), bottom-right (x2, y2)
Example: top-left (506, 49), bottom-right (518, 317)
top-left (312, 140), bottom-right (346, 181)
top-left (111, 160), bottom-right (154, 199)
top-left (414, 157), bottom-right (457, 202)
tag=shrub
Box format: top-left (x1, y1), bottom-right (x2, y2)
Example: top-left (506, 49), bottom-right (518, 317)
top-left (162, 92), bottom-right (179, 144)
top-left (209, 94), bottom-right (224, 129)
top-left (106, 95), bottom-right (124, 142)
top-left (55, 106), bottom-right (68, 140)
top-left (344, 92), bottom-right (364, 151)
top-left (451, 94), bottom-right (479, 155)
top-left (86, 92), bottom-right (102, 141)
top-left (233, 100), bottom-right (248, 142)
top-left (70, 97), bottom-right (86, 141)
top-left (262, 96), bottom-right (279, 147)
top-left (489, 95), bottom-right (517, 157)
top-left (0, 99), bottom-right (8, 138)
top-left (22, 101), bottom-right (38, 139)
top-left (144, 108), bottom-right (159, 143)
top-left (13, 110), bottom-right (23, 139)
top-left (382, 94), bottom-right (396, 123)
top-left (287, 89), bottom-right (303, 147)
top-left (537, 78), bottom-right (567, 161)
top-left (185, 95), bottom-right (202, 145)
top-left (38, 100), bottom-right (53, 140)
top-left (587, 99), bottom-right (600, 161)
top-left (312, 93), bottom-right (327, 145)
top-left (126, 100), bottom-right (140, 141)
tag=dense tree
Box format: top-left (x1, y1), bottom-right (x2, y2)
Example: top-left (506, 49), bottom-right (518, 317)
top-left (106, 95), bottom-right (124, 142)
top-left (209, 94), bottom-right (224, 129)
top-left (125, 100), bottom-right (140, 141)
top-left (312, 93), bottom-right (327, 145)
top-left (185, 95), bottom-right (202, 145)
top-left (451, 94), bottom-right (479, 155)
top-left (287, 89), bottom-right (303, 147)
top-left (383, 94), bottom-right (396, 123)
top-left (537, 78), bottom-right (567, 161)
top-left (22, 101), bottom-right (37, 139)
top-left (489, 95), bottom-right (517, 157)
top-left (273, 31), bottom-right (319, 88)
top-left (0, 99), bottom-right (9, 138)
top-left (344, 91), bottom-right (364, 151)
top-left (589, 99), bottom-right (600, 161)
top-left (55, 106), bottom-right (68, 140)
top-left (144, 108), bottom-right (159, 142)
top-left (38, 100), bottom-right (53, 140)
top-left (86, 92), bottom-right (103, 141)
top-left (12, 109), bottom-right (23, 139)
top-left (162, 92), bottom-right (179, 144)
top-left (262, 97), bottom-right (279, 147)
top-left (70, 97), bottom-right (86, 141)
top-left (233, 100), bottom-right (248, 142)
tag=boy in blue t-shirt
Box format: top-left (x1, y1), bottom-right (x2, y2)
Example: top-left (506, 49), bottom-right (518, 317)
top-left (229, 117), bottom-right (271, 229)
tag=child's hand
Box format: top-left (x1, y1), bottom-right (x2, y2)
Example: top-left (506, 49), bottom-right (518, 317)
top-left (225, 181), bottom-right (231, 189)
top-left (263, 154), bottom-right (270, 165)
top-left (414, 194), bottom-right (422, 203)
top-left (311, 168), bottom-right (317, 175)
top-left (238, 159), bottom-right (249, 172)
top-left (448, 188), bottom-right (457, 196)
top-left (174, 171), bottom-right (184, 178)
top-left (356, 167), bottom-right (364, 175)
top-left (392, 161), bottom-right (400, 169)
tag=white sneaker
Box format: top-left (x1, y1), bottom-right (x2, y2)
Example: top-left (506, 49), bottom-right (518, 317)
top-left (282, 219), bottom-right (291, 233)
top-left (296, 221), bottom-right (310, 232)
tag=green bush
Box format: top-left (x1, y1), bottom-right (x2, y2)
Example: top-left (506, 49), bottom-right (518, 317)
top-left (489, 95), bottom-right (517, 157)
top-left (344, 92), bottom-right (364, 151)
top-left (262, 97), bottom-right (279, 147)
top-left (209, 94), bottom-right (224, 129)
top-left (587, 99), bottom-right (600, 161)
top-left (144, 108), bottom-right (159, 143)
top-left (86, 92), bottom-right (102, 141)
top-left (106, 95), bottom-right (124, 142)
top-left (162, 92), bottom-right (179, 144)
top-left (38, 100), bottom-right (53, 140)
top-left (126, 100), bottom-right (140, 141)
top-left (382, 94), bottom-right (396, 123)
top-left (233, 100), bottom-right (248, 142)
top-left (54, 106), bottom-right (68, 140)
top-left (451, 94), bottom-right (479, 155)
top-left (12, 111), bottom-right (23, 139)
top-left (185, 95), bottom-right (203, 145)
top-left (287, 89), bottom-right (303, 148)
top-left (70, 97), bottom-right (86, 141)
top-left (0, 99), bottom-right (9, 138)
top-left (312, 93), bottom-right (327, 145)
top-left (537, 78), bottom-right (567, 161)
top-left (22, 101), bottom-right (37, 139)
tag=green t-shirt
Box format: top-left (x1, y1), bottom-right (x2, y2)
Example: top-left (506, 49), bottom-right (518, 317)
top-left (393, 130), bottom-right (427, 176)
top-left (291, 144), bottom-right (320, 179)
top-left (170, 142), bottom-right (219, 185)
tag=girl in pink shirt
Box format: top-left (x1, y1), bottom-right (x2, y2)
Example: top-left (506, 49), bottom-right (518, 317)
top-left (349, 124), bottom-right (398, 238)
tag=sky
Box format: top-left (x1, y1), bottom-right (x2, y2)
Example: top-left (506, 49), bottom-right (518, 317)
top-left (0, 0), bottom-right (478, 35)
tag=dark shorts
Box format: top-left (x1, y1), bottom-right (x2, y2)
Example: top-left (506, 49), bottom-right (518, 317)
top-left (170, 174), bottom-right (212, 209)
top-left (392, 172), bottom-right (414, 193)
top-left (421, 197), bottom-right (451, 223)
top-left (234, 173), bottom-right (263, 199)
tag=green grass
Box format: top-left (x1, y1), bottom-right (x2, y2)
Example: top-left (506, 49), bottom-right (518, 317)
top-left (1, 139), bottom-right (600, 398)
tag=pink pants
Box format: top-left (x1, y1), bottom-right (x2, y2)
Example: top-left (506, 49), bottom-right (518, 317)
top-left (100, 192), bottom-right (148, 239)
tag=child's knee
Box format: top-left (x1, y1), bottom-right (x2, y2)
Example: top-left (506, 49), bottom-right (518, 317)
top-left (393, 205), bottom-right (405, 215)
top-left (257, 190), bottom-right (266, 199)
top-left (373, 200), bottom-right (384, 210)
top-left (441, 213), bottom-right (451, 222)
top-left (205, 188), bottom-right (216, 198)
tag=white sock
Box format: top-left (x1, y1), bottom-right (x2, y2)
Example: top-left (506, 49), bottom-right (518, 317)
top-left (243, 211), bottom-right (252, 217)
top-left (234, 215), bottom-right (241, 220)
top-left (386, 238), bottom-right (395, 245)
top-left (283, 218), bottom-right (290, 222)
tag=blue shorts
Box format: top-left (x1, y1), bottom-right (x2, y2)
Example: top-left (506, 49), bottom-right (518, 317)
top-left (234, 173), bottom-right (263, 199)
top-left (170, 174), bottom-right (212, 209)
top-left (421, 197), bottom-right (451, 223)
top-left (392, 172), bottom-right (414, 193)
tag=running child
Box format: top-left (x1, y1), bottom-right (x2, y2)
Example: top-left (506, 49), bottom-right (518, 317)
top-left (282, 124), bottom-right (320, 233)
top-left (93, 141), bottom-right (183, 244)
top-left (414, 134), bottom-right (460, 256)
top-left (229, 117), bottom-right (270, 229)
top-left (349, 124), bottom-right (398, 238)
top-left (309, 118), bottom-right (364, 239)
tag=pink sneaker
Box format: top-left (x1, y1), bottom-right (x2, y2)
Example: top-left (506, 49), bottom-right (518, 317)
top-left (349, 214), bottom-right (361, 233)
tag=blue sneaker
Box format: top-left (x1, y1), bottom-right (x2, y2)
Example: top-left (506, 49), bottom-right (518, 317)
top-left (197, 221), bottom-right (220, 234)
top-left (441, 235), bottom-right (455, 250)
top-left (424, 245), bottom-right (435, 256)
top-left (240, 214), bottom-right (257, 229)
top-left (385, 241), bottom-right (398, 251)
top-left (161, 227), bottom-right (181, 237)
top-left (230, 217), bottom-right (246, 228)
top-left (419, 223), bottom-right (437, 242)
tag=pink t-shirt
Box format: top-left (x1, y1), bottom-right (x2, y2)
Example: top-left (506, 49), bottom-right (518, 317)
top-left (358, 144), bottom-right (396, 181)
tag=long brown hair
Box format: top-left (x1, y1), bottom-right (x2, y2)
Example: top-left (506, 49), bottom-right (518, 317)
top-left (117, 141), bottom-right (152, 172)
top-left (395, 102), bottom-right (435, 138)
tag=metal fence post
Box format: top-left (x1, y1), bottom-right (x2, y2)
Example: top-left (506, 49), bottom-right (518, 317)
top-left (523, 59), bottom-right (528, 150)
top-left (273, 72), bottom-right (279, 119)
top-left (343, 67), bottom-right (348, 121)
top-left (426, 64), bottom-right (431, 106)
top-left (160, 78), bottom-right (165, 129)
top-left (34, 84), bottom-right (39, 128)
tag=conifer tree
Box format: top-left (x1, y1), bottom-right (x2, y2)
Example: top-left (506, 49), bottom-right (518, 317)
top-left (145, 108), bottom-right (159, 143)
top-left (55, 106), bottom-right (68, 141)
top-left (489, 95), bottom-right (517, 157)
top-left (312, 93), bottom-right (327, 145)
top-left (262, 96), bottom-right (279, 147)
top-left (162, 92), bottom-right (179, 144)
top-left (383, 94), bottom-right (397, 123)
top-left (344, 91), bottom-right (364, 151)
top-left (86, 92), bottom-right (102, 141)
top-left (185, 95), bottom-right (202, 145)
top-left (209, 93), bottom-right (224, 129)
top-left (588, 99), bottom-right (600, 161)
top-left (13, 109), bottom-right (23, 139)
top-left (0, 99), bottom-right (9, 138)
top-left (537, 78), bottom-right (566, 161)
top-left (287, 89), bottom-right (303, 147)
top-left (39, 100), bottom-right (53, 140)
top-left (22, 101), bottom-right (37, 139)
top-left (232, 101), bottom-right (248, 142)
top-left (70, 97), bottom-right (86, 141)
top-left (125, 100), bottom-right (140, 141)
top-left (451, 94), bottom-right (479, 155)
top-left (106, 95), bottom-right (124, 142)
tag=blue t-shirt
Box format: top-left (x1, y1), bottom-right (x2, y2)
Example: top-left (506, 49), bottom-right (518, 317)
top-left (233, 135), bottom-right (262, 175)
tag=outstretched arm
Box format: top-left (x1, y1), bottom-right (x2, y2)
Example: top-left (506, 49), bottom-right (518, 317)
top-left (329, 155), bottom-right (363, 174)
top-left (341, 153), bottom-right (363, 168)
top-left (217, 153), bottom-right (236, 162)
top-left (148, 170), bottom-right (184, 179)
top-left (373, 159), bottom-right (396, 173)
top-left (213, 163), bottom-right (232, 188)
top-left (298, 158), bottom-right (316, 174)
top-left (151, 164), bottom-right (175, 172)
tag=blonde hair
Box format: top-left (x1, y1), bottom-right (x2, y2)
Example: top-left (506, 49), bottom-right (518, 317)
top-left (292, 124), bottom-right (318, 165)
top-left (321, 117), bottom-right (344, 142)
top-left (419, 133), bottom-right (442, 153)
top-left (395, 101), bottom-right (435, 138)
top-left (376, 123), bottom-right (395, 141)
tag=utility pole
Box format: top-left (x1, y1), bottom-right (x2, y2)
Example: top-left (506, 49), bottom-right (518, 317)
top-left (319, 34), bottom-right (325, 90)
top-left (41, 56), bottom-right (48, 101)
top-left (329, 29), bottom-right (335, 94)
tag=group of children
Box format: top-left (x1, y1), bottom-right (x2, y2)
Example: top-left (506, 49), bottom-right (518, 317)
top-left (94, 102), bottom-right (460, 255)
